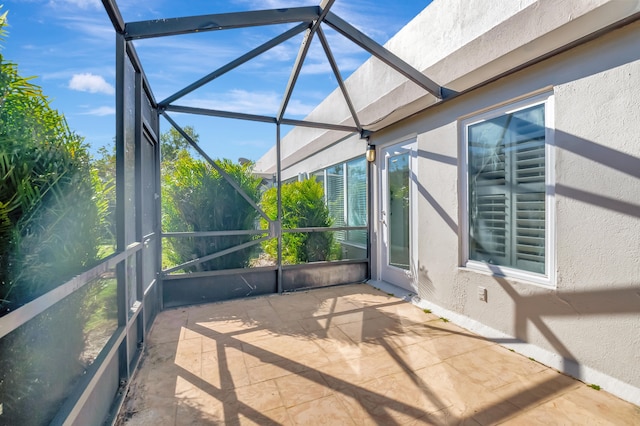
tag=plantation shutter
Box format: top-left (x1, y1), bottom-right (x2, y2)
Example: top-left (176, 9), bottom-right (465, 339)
top-left (346, 157), bottom-right (367, 245)
top-left (468, 103), bottom-right (546, 274)
top-left (326, 164), bottom-right (345, 241)
top-left (512, 106), bottom-right (546, 273)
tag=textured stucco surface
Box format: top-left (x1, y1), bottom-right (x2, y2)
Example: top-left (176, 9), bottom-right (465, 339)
top-left (373, 20), bottom-right (640, 403)
top-left (255, 0), bottom-right (640, 176)
top-left (254, 0), bottom-right (640, 405)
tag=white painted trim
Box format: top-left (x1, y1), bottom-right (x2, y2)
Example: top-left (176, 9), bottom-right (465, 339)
top-left (377, 139), bottom-right (419, 292)
top-left (459, 92), bottom-right (556, 287)
top-left (367, 280), bottom-right (640, 407)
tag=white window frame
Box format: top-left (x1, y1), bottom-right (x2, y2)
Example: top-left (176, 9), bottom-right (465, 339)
top-left (311, 155), bottom-right (368, 249)
top-left (460, 93), bottom-right (555, 287)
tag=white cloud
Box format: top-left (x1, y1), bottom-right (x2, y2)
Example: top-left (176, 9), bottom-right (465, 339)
top-left (49, 0), bottom-right (101, 10)
top-left (81, 106), bottom-right (115, 116)
top-left (69, 73), bottom-right (114, 95)
top-left (188, 89), bottom-right (316, 117)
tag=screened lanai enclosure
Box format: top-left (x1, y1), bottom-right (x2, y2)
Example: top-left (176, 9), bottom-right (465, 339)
top-left (0, 1), bottom-right (450, 424)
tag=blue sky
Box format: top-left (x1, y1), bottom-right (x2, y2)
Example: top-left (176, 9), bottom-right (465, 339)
top-left (1, 0), bottom-right (431, 162)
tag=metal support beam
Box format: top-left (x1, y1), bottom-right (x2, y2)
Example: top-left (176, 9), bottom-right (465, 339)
top-left (277, 0), bottom-right (336, 122)
top-left (164, 104), bottom-right (276, 124)
top-left (163, 236), bottom-right (270, 274)
top-left (323, 11), bottom-right (444, 99)
top-left (280, 117), bottom-right (357, 132)
top-left (160, 23), bottom-right (309, 106)
top-left (316, 26), bottom-right (361, 131)
top-left (124, 6), bottom-right (320, 40)
top-left (163, 105), bottom-right (357, 132)
top-left (161, 112), bottom-right (272, 223)
top-left (276, 123), bottom-right (283, 294)
top-left (164, 230), bottom-right (267, 238)
top-left (101, 0), bottom-right (125, 33)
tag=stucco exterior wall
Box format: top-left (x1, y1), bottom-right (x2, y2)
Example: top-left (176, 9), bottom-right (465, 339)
top-left (255, 0), bottom-right (640, 405)
top-left (370, 20), bottom-right (640, 404)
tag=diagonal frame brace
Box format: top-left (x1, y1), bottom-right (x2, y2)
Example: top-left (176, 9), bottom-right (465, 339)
top-left (316, 25), bottom-right (361, 131)
top-left (161, 111), bottom-right (272, 224)
top-left (160, 22), bottom-right (310, 107)
top-left (163, 236), bottom-right (270, 274)
top-left (323, 11), bottom-right (444, 99)
top-left (277, 0), bottom-right (336, 122)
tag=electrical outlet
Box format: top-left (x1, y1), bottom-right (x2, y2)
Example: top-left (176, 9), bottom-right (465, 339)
top-left (478, 286), bottom-right (487, 302)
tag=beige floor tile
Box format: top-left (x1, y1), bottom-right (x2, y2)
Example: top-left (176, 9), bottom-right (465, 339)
top-left (385, 342), bottom-right (444, 371)
top-left (328, 306), bottom-right (385, 326)
top-left (504, 385), bottom-right (640, 425)
top-left (413, 362), bottom-right (522, 424)
top-left (318, 339), bottom-right (388, 366)
top-left (201, 349), bottom-right (251, 390)
top-left (492, 368), bottom-right (581, 410)
top-left (418, 331), bottom-right (494, 361)
top-left (406, 319), bottom-right (470, 343)
top-left (247, 358), bottom-right (308, 384)
top-left (119, 284), bottom-right (640, 426)
top-left (319, 350), bottom-right (406, 390)
top-left (308, 298), bottom-right (362, 318)
top-left (297, 316), bottom-right (333, 333)
top-left (381, 327), bottom-right (437, 348)
top-left (245, 305), bottom-right (281, 323)
top-left (334, 380), bottom-right (433, 425)
top-left (241, 342), bottom-right (289, 368)
top-left (413, 408), bottom-right (482, 426)
top-left (365, 369), bottom-right (451, 414)
top-left (336, 315), bottom-right (406, 343)
top-left (174, 397), bottom-right (226, 425)
top-left (193, 316), bottom-right (253, 335)
top-left (174, 337), bottom-right (202, 376)
top-left (286, 395), bottom-right (356, 425)
top-left (445, 345), bottom-right (546, 390)
top-left (275, 370), bottom-right (333, 408)
top-left (232, 406), bottom-right (292, 426)
top-left (231, 380), bottom-right (285, 413)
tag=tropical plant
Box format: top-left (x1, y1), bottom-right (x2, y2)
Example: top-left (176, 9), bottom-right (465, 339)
top-left (0, 12), bottom-right (99, 308)
top-left (162, 153), bottom-right (263, 271)
top-left (160, 125), bottom-right (196, 165)
top-left (91, 145), bottom-right (116, 254)
top-left (260, 178), bottom-right (338, 264)
top-left (0, 9), bottom-right (107, 424)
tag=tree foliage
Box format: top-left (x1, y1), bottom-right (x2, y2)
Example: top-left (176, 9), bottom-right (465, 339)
top-left (260, 179), bottom-right (337, 264)
top-left (0, 10), bottom-right (107, 425)
top-left (162, 154), bottom-right (263, 271)
top-left (0, 11), bottom-right (99, 307)
top-left (160, 125), bottom-right (197, 165)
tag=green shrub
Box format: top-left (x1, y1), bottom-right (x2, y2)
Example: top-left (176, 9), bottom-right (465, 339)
top-left (0, 12), bottom-right (99, 307)
top-left (162, 154), bottom-right (263, 271)
top-left (260, 179), bottom-right (338, 264)
top-left (0, 10), bottom-right (107, 424)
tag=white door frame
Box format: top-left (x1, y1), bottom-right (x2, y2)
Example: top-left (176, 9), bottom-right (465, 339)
top-left (376, 139), bottom-right (418, 292)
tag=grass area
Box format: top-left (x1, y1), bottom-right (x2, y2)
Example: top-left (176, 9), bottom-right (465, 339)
top-left (83, 278), bottom-right (117, 335)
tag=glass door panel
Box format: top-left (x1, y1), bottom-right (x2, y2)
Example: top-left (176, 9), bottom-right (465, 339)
top-left (388, 152), bottom-right (410, 270)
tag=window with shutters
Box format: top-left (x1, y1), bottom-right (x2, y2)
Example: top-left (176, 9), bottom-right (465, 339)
top-left (463, 95), bottom-right (554, 283)
top-left (312, 156), bottom-right (368, 248)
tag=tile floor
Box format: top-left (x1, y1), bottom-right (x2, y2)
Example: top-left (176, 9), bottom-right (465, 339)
top-left (118, 284), bottom-right (640, 425)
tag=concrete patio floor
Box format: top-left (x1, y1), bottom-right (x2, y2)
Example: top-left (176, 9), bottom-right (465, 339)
top-left (117, 283), bottom-right (640, 425)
